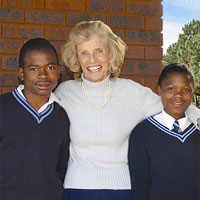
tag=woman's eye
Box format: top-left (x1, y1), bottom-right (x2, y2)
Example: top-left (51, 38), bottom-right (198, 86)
top-left (97, 49), bottom-right (103, 53)
top-left (96, 49), bottom-right (103, 55)
top-left (80, 51), bottom-right (87, 56)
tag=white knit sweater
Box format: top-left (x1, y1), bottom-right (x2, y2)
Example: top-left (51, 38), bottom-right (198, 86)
top-left (55, 75), bottom-right (199, 190)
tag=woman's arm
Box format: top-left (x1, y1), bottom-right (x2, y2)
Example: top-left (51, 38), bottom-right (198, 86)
top-left (186, 104), bottom-right (200, 128)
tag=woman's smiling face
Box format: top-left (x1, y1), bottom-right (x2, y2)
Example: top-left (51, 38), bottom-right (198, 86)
top-left (77, 35), bottom-right (110, 82)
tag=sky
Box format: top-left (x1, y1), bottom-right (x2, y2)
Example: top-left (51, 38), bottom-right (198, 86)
top-left (162, 0), bottom-right (200, 54)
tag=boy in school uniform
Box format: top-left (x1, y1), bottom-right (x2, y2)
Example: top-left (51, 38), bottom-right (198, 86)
top-left (0, 38), bottom-right (70, 200)
top-left (128, 63), bottom-right (200, 200)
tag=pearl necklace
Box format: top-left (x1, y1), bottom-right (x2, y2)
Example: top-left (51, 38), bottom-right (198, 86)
top-left (81, 80), bottom-right (112, 110)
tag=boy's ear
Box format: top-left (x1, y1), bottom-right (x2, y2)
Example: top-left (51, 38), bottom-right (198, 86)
top-left (18, 67), bottom-right (24, 82)
top-left (157, 85), bottom-right (161, 96)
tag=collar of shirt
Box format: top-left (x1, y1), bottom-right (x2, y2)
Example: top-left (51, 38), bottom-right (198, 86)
top-left (17, 85), bottom-right (60, 113)
top-left (153, 109), bottom-right (192, 132)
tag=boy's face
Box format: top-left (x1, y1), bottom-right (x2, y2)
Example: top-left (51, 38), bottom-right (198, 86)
top-left (157, 73), bottom-right (193, 120)
top-left (18, 48), bottom-right (60, 101)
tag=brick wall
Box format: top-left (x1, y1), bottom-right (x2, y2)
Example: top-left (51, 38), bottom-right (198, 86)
top-left (0, 0), bottom-right (163, 94)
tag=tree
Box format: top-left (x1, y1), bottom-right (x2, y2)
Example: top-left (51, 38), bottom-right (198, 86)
top-left (162, 19), bottom-right (200, 107)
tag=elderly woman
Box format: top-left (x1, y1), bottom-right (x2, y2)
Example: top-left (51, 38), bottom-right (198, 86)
top-left (55, 20), bottom-right (200, 200)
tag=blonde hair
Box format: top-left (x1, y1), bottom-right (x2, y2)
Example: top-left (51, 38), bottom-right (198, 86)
top-left (61, 20), bottom-right (127, 80)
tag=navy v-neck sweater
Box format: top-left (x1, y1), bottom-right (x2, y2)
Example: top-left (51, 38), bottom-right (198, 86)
top-left (0, 90), bottom-right (70, 200)
top-left (128, 117), bottom-right (200, 200)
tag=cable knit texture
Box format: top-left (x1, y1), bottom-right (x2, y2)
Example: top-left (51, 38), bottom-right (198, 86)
top-left (55, 75), bottom-right (199, 190)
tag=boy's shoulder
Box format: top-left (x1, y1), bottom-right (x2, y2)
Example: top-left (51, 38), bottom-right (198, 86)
top-left (53, 101), bottom-right (70, 122)
top-left (0, 91), bottom-right (14, 106)
top-left (135, 117), bottom-right (153, 129)
top-left (131, 117), bottom-right (157, 140)
top-left (0, 91), bottom-right (13, 98)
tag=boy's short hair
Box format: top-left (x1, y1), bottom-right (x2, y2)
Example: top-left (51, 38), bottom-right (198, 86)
top-left (157, 63), bottom-right (195, 89)
top-left (19, 38), bottom-right (59, 68)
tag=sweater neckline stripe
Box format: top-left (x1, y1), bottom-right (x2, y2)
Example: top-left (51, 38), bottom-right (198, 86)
top-left (147, 116), bottom-right (196, 143)
top-left (12, 89), bottom-right (54, 124)
top-left (14, 88), bottom-right (38, 115)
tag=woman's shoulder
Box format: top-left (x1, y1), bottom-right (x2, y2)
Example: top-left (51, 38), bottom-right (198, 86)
top-left (54, 79), bottom-right (80, 97)
top-left (114, 77), bottom-right (147, 90)
top-left (56, 79), bottom-right (80, 90)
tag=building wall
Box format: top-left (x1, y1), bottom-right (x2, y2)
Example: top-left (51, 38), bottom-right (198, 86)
top-left (0, 0), bottom-right (163, 94)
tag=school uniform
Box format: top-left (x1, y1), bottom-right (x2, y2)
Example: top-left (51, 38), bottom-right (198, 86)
top-left (128, 110), bottom-right (200, 200)
top-left (0, 85), bottom-right (70, 200)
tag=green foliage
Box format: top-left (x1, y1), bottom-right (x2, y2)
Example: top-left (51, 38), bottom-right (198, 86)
top-left (162, 19), bottom-right (200, 95)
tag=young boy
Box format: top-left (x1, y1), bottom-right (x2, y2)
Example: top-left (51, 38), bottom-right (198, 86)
top-left (0, 38), bottom-right (70, 200)
top-left (128, 63), bottom-right (199, 200)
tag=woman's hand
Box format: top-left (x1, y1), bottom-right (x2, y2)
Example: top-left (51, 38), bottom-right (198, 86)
top-left (197, 118), bottom-right (200, 129)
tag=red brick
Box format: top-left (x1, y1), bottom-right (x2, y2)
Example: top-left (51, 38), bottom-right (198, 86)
top-left (0, 56), bottom-right (2, 68)
top-left (2, 56), bottom-right (19, 70)
top-left (149, 32), bottom-right (162, 45)
top-left (132, 16), bottom-right (145, 30)
top-left (113, 30), bottom-right (125, 41)
top-left (67, 12), bottom-right (105, 25)
top-left (108, 15), bottom-right (145, 30)
top-left (0, 39), bottom-right (22, 54)
top-left (0, 8), bottom-right (24, 23)
top-left (60, 71), bottom-right (74, 82)
top-left (145, 46), bottom-right (163, 60)
top-left (67, 12), bottom-right (93, 25)
top-left (93, 14), bottom-right (106, 22)
top-left (121, 60), bottom-right (142, 75)
top-left (126, 31), bottom-right (137, 44)
top-left (138, 31), bottom-right (162, 45)
top-left (50, 41), bottom-right (65, 55)
top-left (138, 60), bottom-right (162, 75)
top-left (67, 12), bottom-right (79, 25)
top-left (2, 86), bottom-right (16, 94)
top-left (45, 0), bottom-right (85, 11)
top-left (45, 26), bottom-right (71, 41)
top-left (89, 0), bottom-right (124, 13)
top-left (119, 74), bottom-right (146, 86)
top-left (22, 0), bottom-right (44, 8)
top-left (26, 11), bottom-right (65, 25)
top-left (145, 75), bottom-right (160, 92)
top-left (127, 31), bottom-right (162, 45)
top-left (4, 0), bottom-right (44, 8)
top-left (3, 0), bottom-right (19, 7)
top-left (0, 72), bottom-right (18, 86)
top-left (146, 16), bottom-right (162, 31)
top-left (126, 45), bottom-right (144, 59)
top-left (121, 60), bottom-right (162, 76)
top-left (127, 2), bottom-right (162, 16)
top-left (108, 15), bottom-right (132, 29)
top-left (2, 24), bottom-right (44, 39)
top-left (80, 13), bottom-right (92, 21)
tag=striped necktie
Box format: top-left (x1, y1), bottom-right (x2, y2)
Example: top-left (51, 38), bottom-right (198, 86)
top-left (172, 120), bottom-right (182, 133)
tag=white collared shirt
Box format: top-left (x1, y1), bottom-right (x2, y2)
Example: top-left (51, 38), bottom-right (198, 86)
top-left (17, 85), bottom-right (60, 113)
top-left (153, 109), bottom-right (192, 132)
